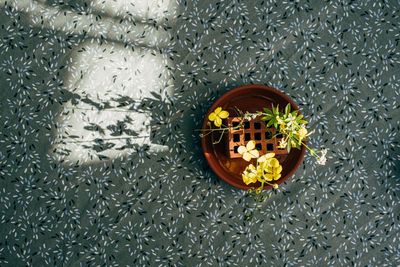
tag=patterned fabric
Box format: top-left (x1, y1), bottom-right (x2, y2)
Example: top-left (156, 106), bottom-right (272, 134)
top-left (0, 0), bottom-right (399, 266)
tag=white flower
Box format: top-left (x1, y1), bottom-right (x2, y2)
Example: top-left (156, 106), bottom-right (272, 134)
top-left (243, 112), bottom-right (252, 121)
top-left (243, 112), bottom-right (259, 121)
top-left (238, 140), bottom-right (259, 161)
top-left (278, 139), bottom-right (287, 148)
top-left (317, 149), bottom-right (328, 165)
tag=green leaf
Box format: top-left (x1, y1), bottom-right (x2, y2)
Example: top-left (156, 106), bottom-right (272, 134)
top-left (262, 114), bottom-right (273, 120)
top-left (285, 104), bottom-right (291, 115)
top-left (272, 104), bottom-right (279, 115)
top-left (267, 120), bottom-right (274, 127)
top-left (287, 140), bottom-right (291, 152)
top-left (263, 108), bottom-right (272, 114)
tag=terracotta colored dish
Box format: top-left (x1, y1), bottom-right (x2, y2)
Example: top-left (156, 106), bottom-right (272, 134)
top-left (201, 84), bottom-right (306, 190)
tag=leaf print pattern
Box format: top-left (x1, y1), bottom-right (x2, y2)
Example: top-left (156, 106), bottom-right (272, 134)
top-left (0, 0), bottom-right (399, 266)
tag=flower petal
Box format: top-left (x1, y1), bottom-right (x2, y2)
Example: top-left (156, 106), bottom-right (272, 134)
top-left (265, 153), bottom-right (275, 159)
top-left (249, 177), bottom-right (258, 184)
top-left (243, 152), bottom-right (252, 162)
top-left (214, 107), bottom-right (222, 115)
top-left (237, 146), bottom-right (247, 155)
top-left (276, 165), bottom-right (282, 174)
top-left (246, 140), bottom-right (255, 150)
top-left (263, 173), bottom-right (274, 181)
top-left (269, 158), bottom-right (280, 167)
top-left (264, 164), bottom-right (273, 173)
top-left (257, 155), bottom-right (266, 162)
top-left (242, 174), bottom-right (251, 185)
top-left (218, 110), bottom-right (229, 119)
top-left (214, 116), bottom-right (222, 127)
top-left (273, 173), bottom-right (281, 180)
top-left (242, 173), bottom-right (257, 185)
top-left (250, 149), bottom-right (259, 158)
top-left (208, 112), bottom-right (216, 121)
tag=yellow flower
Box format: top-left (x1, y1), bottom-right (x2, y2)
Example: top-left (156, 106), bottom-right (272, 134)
top-left (241, 153), bottom-right (283, 187)
top-left (297, 126), bottom-right (308, 140)
top-left (242, 164), bottom-right (259, 185)
top-left (238, 140), bottom-right (260, 161)
top-left (260, 157), bottom-right (282, 181)
top-left (208, 107), bottom-right (229, 127)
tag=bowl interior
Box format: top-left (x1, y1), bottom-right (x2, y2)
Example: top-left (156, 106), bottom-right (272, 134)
top-left (201, 84), bottom-right (306, 190)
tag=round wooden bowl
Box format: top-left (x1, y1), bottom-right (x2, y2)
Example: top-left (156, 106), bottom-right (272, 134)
top-left (201, 84), bottom-right (306, 190)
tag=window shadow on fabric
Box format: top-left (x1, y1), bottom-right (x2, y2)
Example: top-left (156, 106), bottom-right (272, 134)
top-left (1, 0), bottom-right (177, 164)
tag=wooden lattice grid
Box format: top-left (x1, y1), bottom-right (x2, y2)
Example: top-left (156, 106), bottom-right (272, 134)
top-left (226, 117), bottom-right (288, 158)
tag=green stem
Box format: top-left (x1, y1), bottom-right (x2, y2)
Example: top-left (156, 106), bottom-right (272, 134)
top-left (301, 142), bottom-right (320, 159)
top-left (212, 128), bottom-right (227, 144)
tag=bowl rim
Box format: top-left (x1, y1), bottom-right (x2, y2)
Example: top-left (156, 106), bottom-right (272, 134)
top-left (201, 84), bottom-right (306, 190)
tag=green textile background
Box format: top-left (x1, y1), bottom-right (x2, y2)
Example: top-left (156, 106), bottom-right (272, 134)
top-left (0, 0), bottom-right (399, 266)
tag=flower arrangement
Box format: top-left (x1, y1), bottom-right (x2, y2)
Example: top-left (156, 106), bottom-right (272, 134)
top-left (201, 103), bottom-right (327, 192)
